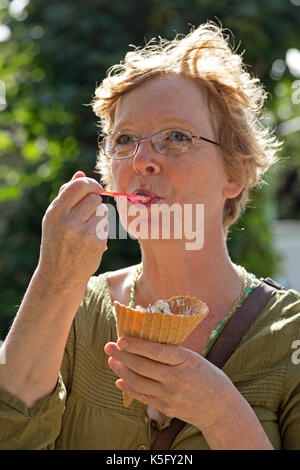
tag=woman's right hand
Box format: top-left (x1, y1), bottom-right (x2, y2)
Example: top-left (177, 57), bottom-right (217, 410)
top-left (38, 171), bottom-right (109, 287)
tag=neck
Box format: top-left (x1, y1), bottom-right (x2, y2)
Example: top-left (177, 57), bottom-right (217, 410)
top-left (133, 226), bottom-right (244, 317)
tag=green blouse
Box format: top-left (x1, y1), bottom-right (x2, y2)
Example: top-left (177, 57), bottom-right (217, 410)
top-left (1, 271), bottom-right (300, 450)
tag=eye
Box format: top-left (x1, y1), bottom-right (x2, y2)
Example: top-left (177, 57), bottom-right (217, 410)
top-left (116, 134), bottom-right (136, 145)
top-left (168, 131), bottom-right (191, 143)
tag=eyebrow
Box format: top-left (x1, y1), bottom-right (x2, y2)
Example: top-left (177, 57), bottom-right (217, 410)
top-left (113, 117), bottom-right (203, 134)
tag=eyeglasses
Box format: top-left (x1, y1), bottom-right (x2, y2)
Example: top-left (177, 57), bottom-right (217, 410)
top-left (100, 128), bottom-right (220, 160)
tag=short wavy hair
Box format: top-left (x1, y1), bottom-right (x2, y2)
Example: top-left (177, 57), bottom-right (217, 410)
top-left (91, 22), bottom-right (281, 237)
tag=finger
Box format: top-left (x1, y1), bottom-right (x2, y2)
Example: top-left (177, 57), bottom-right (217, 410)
top-left (82, 210), bottom-right (109, 246)
top-left (108, 357), bottom-right (162, 398)
top-left (72, 171), bottom-right (86, 179)
top-left (59, 183), bottom-right (68, 194)
top-left (70, 193), bottom-right (106, 223)
top-left (115, 379), bottom-right (163, 409)
top-left (117, 337), bottom-right (186, 366)
top-left (105, 342), bottom-right (170, 382)
top-left (58, 176), bottom-right (103, 208)
top-left (92, 210), bottom-right (109, 242)
top-left (59, 171), bottom-right (86, 194)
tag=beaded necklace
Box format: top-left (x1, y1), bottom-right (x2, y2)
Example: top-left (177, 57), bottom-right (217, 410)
top-left (128, 262), bottom-right (260, 352)
top-left (129, 263), bottom-right (143, 309)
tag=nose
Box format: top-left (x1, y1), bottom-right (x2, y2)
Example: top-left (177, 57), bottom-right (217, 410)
top-left (132, 138), bottom-right (161, 175)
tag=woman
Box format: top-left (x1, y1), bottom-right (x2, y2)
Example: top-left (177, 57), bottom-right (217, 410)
top-left (0, 23), bottom-right (299, 450)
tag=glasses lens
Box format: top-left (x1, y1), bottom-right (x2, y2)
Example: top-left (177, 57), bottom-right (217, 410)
top-left (103, 133), bottom-right (137, 159)
top-left (153, 129), bottom-right (192, 155)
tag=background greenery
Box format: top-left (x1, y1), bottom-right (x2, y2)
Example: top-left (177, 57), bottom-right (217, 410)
top-left (0, 0), bottom-right (299, 339)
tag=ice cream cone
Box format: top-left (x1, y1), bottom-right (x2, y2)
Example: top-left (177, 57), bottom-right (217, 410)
top-left (114, 296), bottom-right (209, 407)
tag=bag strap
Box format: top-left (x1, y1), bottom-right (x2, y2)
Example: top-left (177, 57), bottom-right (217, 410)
top-left (204, 279), bottom-right (281, 368)
top-left (150, 277), bottom-right (284, 450)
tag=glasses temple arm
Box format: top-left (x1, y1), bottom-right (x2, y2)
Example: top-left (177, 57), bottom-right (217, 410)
top-left (195, 135), bottom-right (220, 146)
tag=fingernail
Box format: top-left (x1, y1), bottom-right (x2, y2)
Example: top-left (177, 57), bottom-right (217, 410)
top-left (72, 171), bottom-right (85, 179)
top-left (118, 337), bottom-right (128, 350)
top-left (116, 379), bottom-right (124, 390)
top-left (104, 342), bottom-right (114, 355)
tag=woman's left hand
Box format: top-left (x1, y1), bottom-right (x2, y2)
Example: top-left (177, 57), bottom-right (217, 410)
top-left (104, 336), bottom-right (241, 432)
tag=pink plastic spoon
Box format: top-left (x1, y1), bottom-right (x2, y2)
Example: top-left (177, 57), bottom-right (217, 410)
top-left (101, 191), bottom-right (151, 204)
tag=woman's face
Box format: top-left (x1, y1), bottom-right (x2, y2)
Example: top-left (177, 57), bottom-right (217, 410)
top-left (110, 74), bottom-right (242, 240)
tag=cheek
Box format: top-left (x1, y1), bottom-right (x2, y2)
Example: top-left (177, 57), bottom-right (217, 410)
top-left (111, 161), bottom-right (128, 191)
top-left (182, 161), bottom-right (226, 205)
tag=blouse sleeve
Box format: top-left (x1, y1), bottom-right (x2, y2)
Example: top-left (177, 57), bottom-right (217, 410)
top-left (0, 276), bottom-right (94, 450)
top-left (280, 383), bottom-right (300, 450)
top-left (279, 345), bottom-right (300, 449)
top-left (0, 372), bottom-right (67, 450)
top-left (278, 293), bottom-right (300, 450)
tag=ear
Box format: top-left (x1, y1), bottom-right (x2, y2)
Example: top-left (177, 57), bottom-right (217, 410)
top-left (222, 160), bottom-right (247, 199)
top-left (222, 178), bottom-right (244, 199)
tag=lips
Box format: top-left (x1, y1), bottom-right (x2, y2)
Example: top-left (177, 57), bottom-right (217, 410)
top-left (133, 189), bottom-right (162, 205)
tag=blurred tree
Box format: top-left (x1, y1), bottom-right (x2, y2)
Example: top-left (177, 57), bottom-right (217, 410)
top-left (0, 0), bottom-right (299, 338)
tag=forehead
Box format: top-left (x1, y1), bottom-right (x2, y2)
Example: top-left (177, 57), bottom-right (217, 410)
top-left (113, 74), bottom-right (214, 134)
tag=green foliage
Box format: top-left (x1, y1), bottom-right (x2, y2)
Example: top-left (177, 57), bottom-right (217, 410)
top-left (228, 168), bottom-right (282, 277)
top-left (0, 0), bottom-right (299, 338)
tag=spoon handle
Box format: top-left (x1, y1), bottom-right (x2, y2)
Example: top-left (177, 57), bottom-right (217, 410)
top-left (101, 191), bottom-right (151, 203)
top-left (102, 191), bottom-right (130, 197)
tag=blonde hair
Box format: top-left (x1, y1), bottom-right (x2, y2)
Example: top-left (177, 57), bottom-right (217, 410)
top-left (91, 22), bottom-right (281, 237)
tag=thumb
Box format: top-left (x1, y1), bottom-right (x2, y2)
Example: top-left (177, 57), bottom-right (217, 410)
top-left (71, 171), bottom-right (86, 180)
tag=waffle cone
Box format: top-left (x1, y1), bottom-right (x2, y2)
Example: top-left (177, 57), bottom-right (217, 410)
top-left (114, 296), bottom-right (209, 407)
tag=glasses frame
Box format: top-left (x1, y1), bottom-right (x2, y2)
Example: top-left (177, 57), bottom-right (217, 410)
top-left (100, 128), bottom-right (220, 160)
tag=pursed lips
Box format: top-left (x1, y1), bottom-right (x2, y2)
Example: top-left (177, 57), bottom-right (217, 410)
top-left (133, 189), bottom-right (163, 204)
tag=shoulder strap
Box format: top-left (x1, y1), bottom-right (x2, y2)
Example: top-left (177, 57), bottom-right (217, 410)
top-left (150, 278), bottom-right (284, 450)
top-left (204, 279), bottom-right (279, 368)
